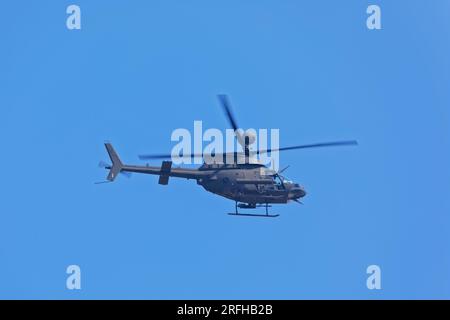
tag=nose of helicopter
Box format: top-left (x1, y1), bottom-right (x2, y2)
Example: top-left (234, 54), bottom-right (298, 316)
top-left (290, 186), bottom-right (306, 199)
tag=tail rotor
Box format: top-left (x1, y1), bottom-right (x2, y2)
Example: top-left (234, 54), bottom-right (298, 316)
top-left (96, 143), bottom-right (131, 184)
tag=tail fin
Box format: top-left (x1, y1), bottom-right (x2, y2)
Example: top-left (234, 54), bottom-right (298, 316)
top-left (104, 143), bottom-right (123, 181)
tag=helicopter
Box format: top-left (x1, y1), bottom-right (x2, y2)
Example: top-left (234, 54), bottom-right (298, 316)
top-left (99, 95), bottom-right (357, 217)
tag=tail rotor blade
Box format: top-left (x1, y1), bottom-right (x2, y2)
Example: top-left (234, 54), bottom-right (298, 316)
top-left (98, 160), bottom-right (111, 168)
top-left (120, 171), bottom-right (132, 178)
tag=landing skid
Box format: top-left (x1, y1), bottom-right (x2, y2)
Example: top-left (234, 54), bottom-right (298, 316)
top-left (228, 202), bottom-right (279, 218)
top-left (228, 212), bottom-right (280, 218)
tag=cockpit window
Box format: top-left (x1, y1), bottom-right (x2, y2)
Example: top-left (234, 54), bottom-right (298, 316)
top-left (274, 175), bottom-right (283, 186)
top-left (273, 175), bottom-right (293, 188)
top-left (281, 175), bottom-right (293, 184)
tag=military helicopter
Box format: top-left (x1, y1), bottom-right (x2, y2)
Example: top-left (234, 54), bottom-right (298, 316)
top-left (99, 95), bottom-right (357, 217)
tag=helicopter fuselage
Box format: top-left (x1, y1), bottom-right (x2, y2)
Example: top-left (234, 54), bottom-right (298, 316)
top-left (196, 163), bottom-right (306, 205)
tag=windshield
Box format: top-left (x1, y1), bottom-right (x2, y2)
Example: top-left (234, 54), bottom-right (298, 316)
top-left (281, 175), bottom-right (293, 184)
top-left (274, 175), bottom-right (293, 185)
top-left (274, 175), bottom-right (283, 185)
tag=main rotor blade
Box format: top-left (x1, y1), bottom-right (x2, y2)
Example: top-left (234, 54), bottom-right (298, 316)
top-left (255, 140), bottom-right (358, 155)
top-left (217, 94), bottom-right (246, 147)
top-left (138, 153), bottom-right (205, 160)
top-left (138, 151), bottom-right (250, 161)
top-left (139, 96), bottom-right (246, 161)
top-left (138, 140), bottom-right (358, 160)
top-left (217, 94), bottom-right (239, 131)
top-left (279, 165), bottom-right (290, 174)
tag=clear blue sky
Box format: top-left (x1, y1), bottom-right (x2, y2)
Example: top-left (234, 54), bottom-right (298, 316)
top-left (1, 1), bottom-right (449, 299)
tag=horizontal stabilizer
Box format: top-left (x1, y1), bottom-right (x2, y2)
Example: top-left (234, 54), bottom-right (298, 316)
top-left (158, 161), bottom-right (172, 185)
